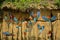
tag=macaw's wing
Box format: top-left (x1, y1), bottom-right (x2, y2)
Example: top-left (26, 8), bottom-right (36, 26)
top-left (24, 29), bottom-right (28, 32)
top-left (37, 24), bottom-right (41, 29)
top-left (39, 29), bottom-right (43, 33)
top-left (13, 17), bottom-right (18, 23)
top-left (4, 16), bottom-right (8, 20)
top-left (16, 26), bottom-right (21, 29)
top-left (39, 26), bottom-right (44, 33)
top-left (37, 11), bottom-right (40, 18)
top-left (51, 16), bottom-right (56, 22)
top-left (41, 26), bottom-right (44, 30)
top-left (42, 16), bottom-right (49, 21)
top-left (3, 32), bottom-right (10, 35)
top-left (30, 11), bottom-right (33, 16)
top-left (28, 21), bottom-right (32, 26)
top-left (14, 17), bottom-right (18, 21)
top-left (34, 18), bottom-right (37, 22)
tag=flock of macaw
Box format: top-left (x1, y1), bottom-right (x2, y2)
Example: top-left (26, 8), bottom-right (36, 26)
top-left (2, 11), bottom-right (56, 40)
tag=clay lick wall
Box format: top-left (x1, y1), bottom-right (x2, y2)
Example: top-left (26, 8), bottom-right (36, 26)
top-left (2, 10), bottom-right (60, 40)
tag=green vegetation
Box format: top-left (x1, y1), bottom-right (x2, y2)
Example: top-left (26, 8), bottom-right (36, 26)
top-left (54, 0), bottom-right (60, 8)
top-left (0, 0), bottom-right (60, 10)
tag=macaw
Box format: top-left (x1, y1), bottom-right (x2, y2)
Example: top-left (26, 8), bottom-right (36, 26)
top-left (34, 18), bottom-right (37, 22)
top-left (28, 21), bottom-right (32, 26)
top-left (16, 26), bottom-right (21, 29)
top-left (4, 16), bottom-right (8, 20)
top-left (3, 32), bottom-right (14, 36)
top-left (37, 24), bottom-right (44, 33)
top-left (13, 17), bottom-right (18, 23)
top-left (37, 11), bottom-right (40, 18)
top-left (42, 16), bottom-right (56, 22)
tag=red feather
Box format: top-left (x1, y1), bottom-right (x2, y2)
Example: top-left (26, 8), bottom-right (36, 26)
top-left (10, 15), bottom-right (14, 19)
top-left (24, 32), bottom-right (26, 36)
top-left (48, 31), bottom-right (51, 34)
top-left (47, 16), bottom-right (51, 19)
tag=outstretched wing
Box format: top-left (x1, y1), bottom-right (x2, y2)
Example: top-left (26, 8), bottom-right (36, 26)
top-left (16, 26), bottom-right (21, 28)
top-left (39, 29), bottom-right (43, 33)
top-left (41, 26), bottom-right (44, 30)
top-left (42, 16), bottom-right (49, 21)
top-left (37, 11), bottom-right (40, 18)
top-left (3, 32), bottom-right (10, 35)
top-left (30, 11), bottom-right (33, 16)
top-left (37, 24), bottom-right (41, 29)
top-left (28, 21), bottom-right (32, 26)
top-left (13, 17), bottom-right (18, 23)
top-left (51, 16), bottom-right (56, 22)
top-left (39, 26), bottom-right (44, 33)
top-left (34, 18), bottom-right (37, 22)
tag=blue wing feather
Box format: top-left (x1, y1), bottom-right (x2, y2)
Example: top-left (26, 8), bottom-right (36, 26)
top-left (16, 26), bottom-right (21, 28)
top-left (4, 16), bottom-right (8, 20)
top-left (3, 32), bottom-right (10, 35)
top-left (42, 16), bottom-right (49, 21)
top-left (28, 21), bottom-right (32, 26)
top-left (30, 11), bottom-right (33, 16)
top-left (37, 11), bottom-right (40, 18)
top-left (34, 18), bottom-right (37, 22)
top-left (39, 26), bottom-right (44, 33)
top-left (51, 16), bottom-right (56, 21)
top-left (37, 24), bottom-right (41, 29)
top-left (42, 26), bottom-right (44, 30)
top-left (14, 17), bottom-right (18, 23)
